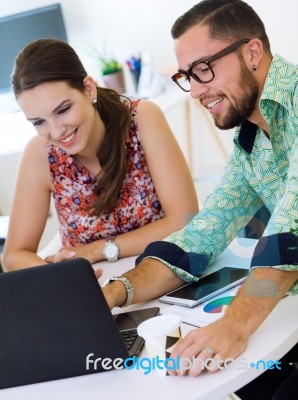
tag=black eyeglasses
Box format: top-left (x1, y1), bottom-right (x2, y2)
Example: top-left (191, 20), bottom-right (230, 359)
top-left (171, 39), bottom-right (250, 92)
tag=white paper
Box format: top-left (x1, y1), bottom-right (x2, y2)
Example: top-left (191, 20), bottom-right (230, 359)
top-left (160, 285), bottom-right (241, 327)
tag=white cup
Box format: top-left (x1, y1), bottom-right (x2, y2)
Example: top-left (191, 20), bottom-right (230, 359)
top-left (137, 314), bottom-right (182, 376)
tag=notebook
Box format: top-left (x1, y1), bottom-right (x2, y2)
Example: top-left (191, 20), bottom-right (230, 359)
top-left (0, 258), bottom-right (159, 390)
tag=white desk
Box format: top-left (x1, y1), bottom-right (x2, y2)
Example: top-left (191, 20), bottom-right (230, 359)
top-left (1, 239), bottom-right (298, 400)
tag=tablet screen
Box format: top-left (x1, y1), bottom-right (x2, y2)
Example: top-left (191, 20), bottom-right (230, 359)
top-left (166, 267), bottom-right (248, 301)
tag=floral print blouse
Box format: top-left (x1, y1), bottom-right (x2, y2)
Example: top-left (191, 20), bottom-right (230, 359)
top-left (48, 100), bottom-right (165, 246)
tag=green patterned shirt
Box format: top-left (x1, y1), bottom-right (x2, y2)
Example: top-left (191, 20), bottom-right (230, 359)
top-left (137, 54), bottom-right (298, 295)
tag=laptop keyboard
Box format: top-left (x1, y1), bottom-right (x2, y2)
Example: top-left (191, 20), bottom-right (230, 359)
top-left (120, 329), bottom-right (138, 351)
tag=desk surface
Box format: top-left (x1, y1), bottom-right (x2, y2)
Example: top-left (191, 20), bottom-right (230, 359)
top-left (1, 239), bottom-right (298, 400)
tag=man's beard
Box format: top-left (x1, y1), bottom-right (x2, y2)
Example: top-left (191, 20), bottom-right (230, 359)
top-left (214, 62), bottom-right (259, 130)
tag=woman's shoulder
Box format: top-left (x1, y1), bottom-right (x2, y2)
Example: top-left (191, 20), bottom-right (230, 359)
top-left (23, 135), bottom-right (48, 157)
top-left (130, 99), bottom-right (164, 129)
top-left (19, 136), bottom-right (51, 183)
top-left (24, 137), bottom-right (64, 157)
top-left (131, 98), bottom-right (162, 114)
top-left (132, 99), bottom-right (168, 137)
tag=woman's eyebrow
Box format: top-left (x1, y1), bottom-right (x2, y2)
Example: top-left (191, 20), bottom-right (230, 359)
top-left (26, 100), bottom-right (70, 121)
top-left (52, 100), bottom-right (70, 114)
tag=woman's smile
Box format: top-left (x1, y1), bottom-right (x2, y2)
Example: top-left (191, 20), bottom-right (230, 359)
top-left (57, 129), bottom-right (78, 147)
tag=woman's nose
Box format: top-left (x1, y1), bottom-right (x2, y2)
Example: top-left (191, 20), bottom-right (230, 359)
top-left (48, 120), bottom-right (66, 141)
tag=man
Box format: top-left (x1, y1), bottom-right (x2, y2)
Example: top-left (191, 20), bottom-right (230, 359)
top-left (102, 0), bottom-right (298, 383)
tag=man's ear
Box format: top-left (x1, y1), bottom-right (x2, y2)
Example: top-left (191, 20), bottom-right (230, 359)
top-left (83, 76), bottom-right (97, 100)
top-left (244, 38), bottom-right (263, 70)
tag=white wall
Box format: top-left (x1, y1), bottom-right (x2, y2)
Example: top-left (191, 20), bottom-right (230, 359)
top-left (1, 0), bottom-right (297, 82)
top-left (1, 0), bottom-right (297, 240)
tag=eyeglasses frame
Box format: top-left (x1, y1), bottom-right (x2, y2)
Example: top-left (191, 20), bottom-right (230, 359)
top-left (171, 38), bottom-right (251, 92)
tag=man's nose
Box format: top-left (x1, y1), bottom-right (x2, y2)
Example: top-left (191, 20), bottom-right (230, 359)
top-left (190, 78), bottom-right (209, 100)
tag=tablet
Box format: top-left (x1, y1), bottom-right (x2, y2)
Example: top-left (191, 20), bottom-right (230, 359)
top-left (159, 267), bottom-right (249, 307)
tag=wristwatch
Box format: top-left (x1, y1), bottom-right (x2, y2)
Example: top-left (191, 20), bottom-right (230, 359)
top-left (107, 276), bottom-right (134, 307)
top-left (102, 239), bottom-right (119, 262)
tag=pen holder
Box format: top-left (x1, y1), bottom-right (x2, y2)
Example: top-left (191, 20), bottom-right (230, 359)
top-left (102, 70), bottom-right (126, 94)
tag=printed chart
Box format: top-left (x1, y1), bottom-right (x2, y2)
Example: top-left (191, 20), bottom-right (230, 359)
top-left (203, 296), bottom-right (234, 314)
top-left (161, 286), bottom-right (240, 327)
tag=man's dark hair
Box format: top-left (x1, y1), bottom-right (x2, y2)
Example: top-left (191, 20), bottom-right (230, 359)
top-left (171, 0), bottom-right (271, 55)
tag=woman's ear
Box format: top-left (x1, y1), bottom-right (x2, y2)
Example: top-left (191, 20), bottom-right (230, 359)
top-left (83, 76), bottom-right (97, 101)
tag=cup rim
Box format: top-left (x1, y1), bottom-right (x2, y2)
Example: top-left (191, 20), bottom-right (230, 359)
top-left (137, 314), bottom-right (181, 338)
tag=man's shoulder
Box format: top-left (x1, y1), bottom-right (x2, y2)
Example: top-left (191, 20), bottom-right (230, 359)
top-left (261, 54), bottom-right (298, 117)
top-left (263, 54), bottom-right (298, 96)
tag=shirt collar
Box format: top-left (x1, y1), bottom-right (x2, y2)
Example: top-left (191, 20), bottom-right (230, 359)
top-left (236, 120), bottom-right (258, 154)
top-left (235, 54), bottom-right (296, 154)
top-left (260, 53), bottom-right (297, 108)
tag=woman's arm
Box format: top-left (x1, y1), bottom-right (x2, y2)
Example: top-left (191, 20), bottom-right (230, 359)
top-left (2, 136), bottom-right (53, 270)
top-left (136, 99), bottom-right (198, 229)
top-left (46, 100), bottom-right (199, 264)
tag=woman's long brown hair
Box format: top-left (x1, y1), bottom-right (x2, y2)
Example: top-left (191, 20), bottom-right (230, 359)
top-left (11, 38), bottom-right (131, 215)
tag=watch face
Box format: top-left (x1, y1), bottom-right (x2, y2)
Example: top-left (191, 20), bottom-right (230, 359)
top-left (105, 244), bottom-right (117, 258)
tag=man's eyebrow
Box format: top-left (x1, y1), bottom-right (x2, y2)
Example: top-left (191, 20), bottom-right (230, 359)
top-left (26, 100), bottom-right (70, 121)
top-left (189, 55), bottom-right (210, 67)
top-left (178, 56), bottom-right (209, 73)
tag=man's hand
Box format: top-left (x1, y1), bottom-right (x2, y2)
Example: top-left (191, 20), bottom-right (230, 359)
top-left (169, 268), bottom-right (298, 377)
top-left (169, 318), bottom-right (248, 377)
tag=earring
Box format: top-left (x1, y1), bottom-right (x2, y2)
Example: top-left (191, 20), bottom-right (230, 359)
top-left (252, 65), bottom-right (257, 71)
top-left (92, 98), bottom-right (97, 104)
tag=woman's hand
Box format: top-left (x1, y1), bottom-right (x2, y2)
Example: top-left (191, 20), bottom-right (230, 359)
top-left (45, 241), bottom-right (101, 264)
top-left (44, 245), bottom-right (103, 279)
top-left (44, 248), bottom-right (77, 263)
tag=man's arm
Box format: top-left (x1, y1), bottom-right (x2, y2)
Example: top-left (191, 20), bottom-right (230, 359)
top-left (102, 251), bottom-right (297, 377)
top-left (102, 143), bottom-right (264, 308)
top-left (169, 267), bottom-right (298, 377)
top-left (102, 258), bottom-right (184, 309)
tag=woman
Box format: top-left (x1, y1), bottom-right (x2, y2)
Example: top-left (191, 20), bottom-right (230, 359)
top-left (2, 39), bottom-right (198, 270)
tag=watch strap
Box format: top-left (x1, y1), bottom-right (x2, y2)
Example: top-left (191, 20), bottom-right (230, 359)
top-left (106, 276), bottom-right (134, 307)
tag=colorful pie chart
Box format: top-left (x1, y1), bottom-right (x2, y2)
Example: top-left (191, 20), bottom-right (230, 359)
top-left (203, 296), bottom-right (234, 314)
